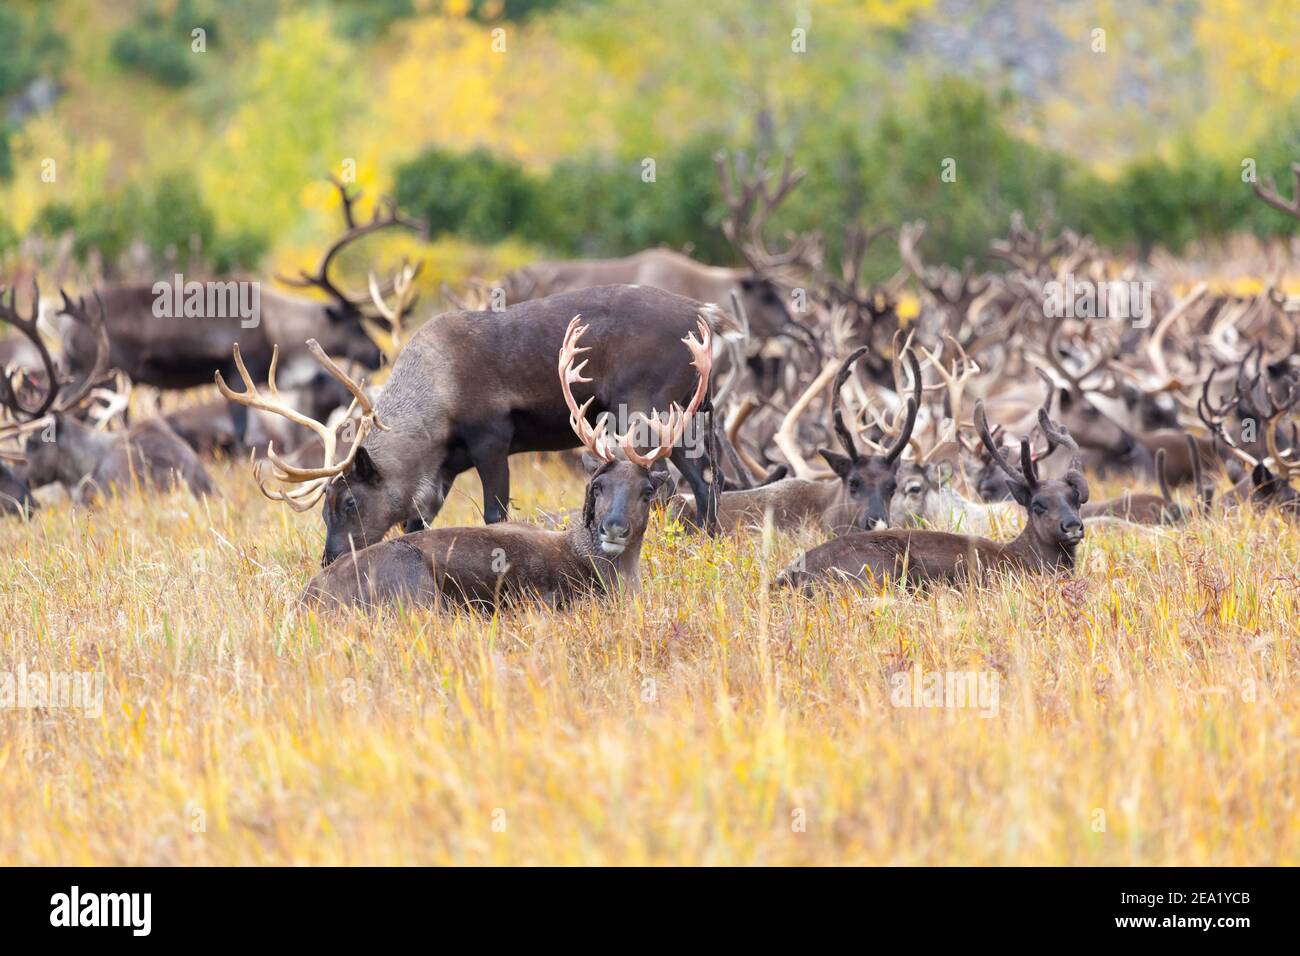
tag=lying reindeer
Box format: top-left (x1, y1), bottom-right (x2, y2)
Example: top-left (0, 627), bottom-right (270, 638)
top-left (296, 316), bottom-right (712, 611)
top-left (0, 289), bottom-right (214, 503)
top-left (1198, 370), bottom-right (1300, 518)
top-left (775, 404), bottom-right (1088, 593)
top-left (669, 346), bottom-right (921, 533)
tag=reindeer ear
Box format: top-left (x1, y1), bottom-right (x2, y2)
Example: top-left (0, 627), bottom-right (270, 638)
top-left (352, 447), bottom-right (382, 485)
top-left (1066, 470), bottom-right (1090, 504)
top-left (1007, 480), bottom-right (1031, 508)
top-left (580, 451), bottom-right (605, 475)
top-left (932, 460), bottom-right (954, 486)
top-left (818, 448), bottom-right (852, 478)
top-left (1251, 462), bottom-right (1279, 494)
top-left (647, 460), bottom-right (671, 491)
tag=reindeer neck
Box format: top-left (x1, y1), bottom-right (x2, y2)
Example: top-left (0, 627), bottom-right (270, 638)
top-left (54, 417), bottom-right (118, 485)
top-left (1001, 526), bottom-right (1077, 575)
top-left (565, 524), bottom-right (645, 594)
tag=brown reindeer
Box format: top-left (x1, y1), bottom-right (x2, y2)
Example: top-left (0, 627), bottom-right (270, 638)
top-left (502, 152), bottom-right (816, 355)
top-left (775, 404), bottom-right (1088, 593)
top-left (221, 283), bottom-right (729, 566)
top-left (669, 346), bottom-right (921, 533)
top-left (58, 178), bottom-right (420, 441)
top-left (298, 317), bottom-right (711, 611)
top-left (1198, 369), bottom-right (1300, 518)
top-left (1, 290), bottom-right (214, 503)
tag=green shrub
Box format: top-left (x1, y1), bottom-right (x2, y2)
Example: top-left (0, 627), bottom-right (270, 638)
top-left (395, 147), bottom-right (534, 244)
top-left (110, 1), bottom-right (219, 87)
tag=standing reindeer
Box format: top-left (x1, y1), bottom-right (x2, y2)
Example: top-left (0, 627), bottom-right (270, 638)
top-left (58, 178), bottom-right (420, 442)
top-left (776, 404), bottom-right (1089, 593)
top-left (297, 317), bottom-right (712, 611)
top-left (220, 283), bottom-right (727, 565)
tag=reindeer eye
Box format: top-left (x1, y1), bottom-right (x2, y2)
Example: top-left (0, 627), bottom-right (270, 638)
top-left (1032, 502), bottom-right (1047, 516)
top-left (848, 478), bottom-right (863, 493)
top-left (906, 484), bottom-right (923, 495)
top-left (641, 484), bottom-right (654, 500)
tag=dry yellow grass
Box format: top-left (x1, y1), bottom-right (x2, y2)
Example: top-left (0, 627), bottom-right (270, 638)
top-left (0, 453), bottom-right (1296, 865)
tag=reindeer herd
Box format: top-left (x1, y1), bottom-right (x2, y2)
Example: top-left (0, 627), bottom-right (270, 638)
top-left (1, 156), bottom-right (1299, 614)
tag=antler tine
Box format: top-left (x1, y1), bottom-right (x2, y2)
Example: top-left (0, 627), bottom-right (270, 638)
top-left (1253, 161), bottom-right (1300, 220)
top-left (917, 333), bottom-right (979, 455)
top-left (1019, 439), bottom-right (1040, 490)
top-left (0, 281), bottom-right (59, 421)
top-left (557, 315), bottom-right (615, 463)
top-left (830, 346), bottom-right (869, 459)
top-left (974, 401), bottom-right (1024, 486)
top-left (54, 291), bottom-right (113, 413)
top-left (884, 349), bottom-right (922, 464)
top-left (1036, 407), bottom-right (1080, 464)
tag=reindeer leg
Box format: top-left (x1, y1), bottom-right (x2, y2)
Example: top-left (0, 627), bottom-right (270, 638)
top-left (670, 440), bottom-right (718, 534)
top-left (468, 428), bottom-right (513, 524)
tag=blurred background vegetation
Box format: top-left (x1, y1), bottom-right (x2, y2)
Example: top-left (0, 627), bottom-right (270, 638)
top-left (0, 0), bottom-right (1296, 290)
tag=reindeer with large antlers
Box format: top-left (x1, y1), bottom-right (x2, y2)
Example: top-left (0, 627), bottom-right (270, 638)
top-left (297, 317), bottom-right (711, 611)
top-left (56, 177), bottom-right (421, 444)
top-left (1, 288), bottom-right (214, 504)
top-left (776, 402), bottom-right (1089, 593)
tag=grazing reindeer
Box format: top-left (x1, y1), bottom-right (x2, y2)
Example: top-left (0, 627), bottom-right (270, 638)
top-left (670, 346), bottom-right (921, 533)
top-left (775, 404), bottom-right (1089, 593)
top-left (1, 291), bottom-right (214, 503)
top-left (298, 317), bottom-right (712, 611)
top-left (58, 178), bottom-right (420, 440)
top-left (222, 283), bottom-right (728, 566)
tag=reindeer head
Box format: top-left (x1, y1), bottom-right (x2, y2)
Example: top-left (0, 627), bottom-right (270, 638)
top-left (559, 316), bottom-right (711, 557)
top-left (889, 459), bottom-right (954, 527)
top-left (817, 346), bottom-right (921, 531)
top-left (976, 401), bottom-right (1088, 560)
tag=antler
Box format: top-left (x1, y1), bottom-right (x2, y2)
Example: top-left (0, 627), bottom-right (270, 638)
top-left (974, 401), bottom-right (1031, 491)
top-left (52, 290), bottom-right (113, 413)
top-left (713, 150), bottom-right (819, 276)
top-left (215, 339), bottom-right (388, 510)
top-left (0, 282), bottom-right (58, 420)
top-left (367, 258), bottom-right (423, 352)
top-left (1254, 161), bottom-right (1300, 219)
top-left (279, 177), bottom-right (424, 311)
top-left (557, 315), bottom-right (713, 469)
top-left (916, 334), bottom-right (980, 458)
